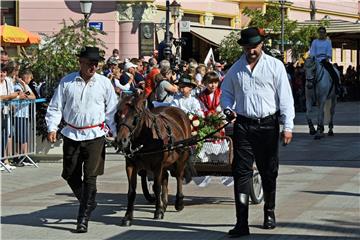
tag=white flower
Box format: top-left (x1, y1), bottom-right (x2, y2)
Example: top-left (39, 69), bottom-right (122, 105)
top-left (188, 114), bottom-right (194, 121)
top-left (192, 119), bottom-right (200, 127)
top-left (216, 106), bottom-right (222, 112)
top-left (191, 131), bottom-right (198, 136)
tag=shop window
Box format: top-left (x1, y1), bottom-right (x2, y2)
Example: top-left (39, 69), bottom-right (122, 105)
top-left (212, 16), bottom-right (231, 26)
top-left (182, 14), bottom-right (200, 23)
top-left (0, 0), bottom-right (16, 25)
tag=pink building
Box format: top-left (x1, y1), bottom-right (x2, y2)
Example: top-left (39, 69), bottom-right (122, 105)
top-left (1, 0), bottom-right (359, 67)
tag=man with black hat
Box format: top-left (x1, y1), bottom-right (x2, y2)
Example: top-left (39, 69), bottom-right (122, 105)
top-left (46, 46), bottom-right (118, 233)
top-left (220, 27), bottom-right (295, 237)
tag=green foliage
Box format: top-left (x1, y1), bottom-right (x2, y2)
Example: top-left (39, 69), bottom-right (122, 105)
top-left (193, 113), bottom-right (225, 153)
top-left (218, 30), bottom-right (243, 65)
top-left (20, 19), bottom-right (107, 95)
top-left (210, 3), bottom-right (332, 64)
top-left (18, 19), bottom-right (107, 140)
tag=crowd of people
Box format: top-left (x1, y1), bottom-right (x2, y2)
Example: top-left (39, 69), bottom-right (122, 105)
top-left (1, 49), bottom-right (38, 171)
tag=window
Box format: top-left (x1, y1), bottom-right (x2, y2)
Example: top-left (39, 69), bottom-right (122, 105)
top-left (212, 16), bottom-right (231, 26)
top-left (182, 13), bottom-right (200, 23)
top-left (0, 0), bottom-right (16, 25)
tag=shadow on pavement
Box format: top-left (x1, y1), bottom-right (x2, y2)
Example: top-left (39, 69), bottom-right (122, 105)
top-left (301, 190), bottom-right (360, 197)
top-left (279, 132), bottom-right (360, 168)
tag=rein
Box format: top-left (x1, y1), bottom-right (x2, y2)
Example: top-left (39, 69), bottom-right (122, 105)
top-left (123, 120), bottom-right (231, 158)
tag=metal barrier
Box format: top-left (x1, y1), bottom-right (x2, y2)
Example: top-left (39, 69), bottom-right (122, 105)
top-left (1, 98), bottom-right (39, 173)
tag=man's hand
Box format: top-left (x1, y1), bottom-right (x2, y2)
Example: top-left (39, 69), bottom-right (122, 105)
top-left (47, 131), bottom-right (57, 143)
top-left (281, 131), bottom-right (293, 146)
top-left (223, 109), bottom-right (237, 122)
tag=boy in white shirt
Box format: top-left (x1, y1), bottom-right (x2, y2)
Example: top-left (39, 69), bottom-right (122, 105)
top-left (170, 74), bottom-right (203, 117)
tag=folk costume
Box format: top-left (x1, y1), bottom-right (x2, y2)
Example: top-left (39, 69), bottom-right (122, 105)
top-left (46, 47), bottom-right (118, 233)
top-left (221, 27), bottom-right (295, 237)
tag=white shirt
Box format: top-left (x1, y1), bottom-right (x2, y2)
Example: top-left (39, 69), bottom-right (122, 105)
top-left (13, 83), bottom-right (33, 118)
top-left (220, 52), bottom-right (295, 131)
top-left (170, 94), bottom-right (204, 117)
top-left (46, 72), bottom-right (118, 141)
top-left (310, 39), bottom-right (332, 62)
top-left (0, 77), bottom-right (14, 96)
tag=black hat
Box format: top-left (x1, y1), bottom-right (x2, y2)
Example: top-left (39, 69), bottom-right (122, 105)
top-left (237, 27), bottom-right (264, 46)
top-left (77, 46), bottom-right (105, 61)
top-left (178, 74), bottom-right (197, 88)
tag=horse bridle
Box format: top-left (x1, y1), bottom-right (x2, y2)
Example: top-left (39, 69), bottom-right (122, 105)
top-left (118, 111), bottom-right (143, 140)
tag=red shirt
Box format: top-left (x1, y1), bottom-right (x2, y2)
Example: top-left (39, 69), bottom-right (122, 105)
top-left (144, 67), bottom-right (160, 97)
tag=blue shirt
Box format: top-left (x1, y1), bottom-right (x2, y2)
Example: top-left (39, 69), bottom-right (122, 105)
top-left (46, 72), bottom-right (118, 140)
top-left (220, 52), bottom-right (295, 131)
top-left (310, 39), bottom-right (332, 62)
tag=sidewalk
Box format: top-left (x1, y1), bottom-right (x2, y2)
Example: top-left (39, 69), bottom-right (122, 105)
top-left (1, 101), bottom-right (359, 240)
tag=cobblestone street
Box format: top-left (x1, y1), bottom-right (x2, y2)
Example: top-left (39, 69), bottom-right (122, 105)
top-left (1, 102), bottom-right (359, 240)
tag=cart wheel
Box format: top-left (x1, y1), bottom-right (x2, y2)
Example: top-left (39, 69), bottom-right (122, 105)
top-left (249, 170), bottom-right (263, 204)
top-left (140, 172), bottom-right (156, 203)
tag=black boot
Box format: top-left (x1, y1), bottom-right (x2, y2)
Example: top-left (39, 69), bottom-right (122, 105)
top-left (68, 179), bottom-right (83, 202)
top-left (263, 191), bottom-right (276, 229)
top-left (228, 192), bottom-right (250, 237)
top-left (76, 186), bottom-right (97, 233)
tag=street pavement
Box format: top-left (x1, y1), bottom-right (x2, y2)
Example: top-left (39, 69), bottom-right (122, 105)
top-left (1, 101), bottom-right (359, 240)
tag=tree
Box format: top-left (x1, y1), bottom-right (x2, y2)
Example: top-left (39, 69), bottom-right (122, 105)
top-left (219, 4), bottom-right (329, 64)
top-left (18, 19), bottom-right (107, 140)
top-left (218, 30), bottom-right (242, 65)
top-left (20, 19), bottom-right (107, 96)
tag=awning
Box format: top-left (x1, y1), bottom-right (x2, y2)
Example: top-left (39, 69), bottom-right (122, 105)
top-left (190, 25), bottom-right (237, 47)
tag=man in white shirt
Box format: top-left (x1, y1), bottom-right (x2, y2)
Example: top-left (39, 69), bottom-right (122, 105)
top-left (46, 47), bottom-right (118, 233)
top-left (220, 27), bottom-right (294, 237)
top-left (309, 26), bottom-right (340, 95)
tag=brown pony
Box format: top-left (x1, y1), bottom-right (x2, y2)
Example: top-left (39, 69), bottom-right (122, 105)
top-left (115, 93), bottom-right (192, 226)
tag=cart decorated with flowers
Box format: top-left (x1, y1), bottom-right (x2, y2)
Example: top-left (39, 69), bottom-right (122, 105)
top-left (188, 113), bottom-right (263, 204)
top-left (140, 112), bottom-right (263, 204)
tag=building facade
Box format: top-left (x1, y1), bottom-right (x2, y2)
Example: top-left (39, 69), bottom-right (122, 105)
top-left (1, 0), bottom-right (359, 68)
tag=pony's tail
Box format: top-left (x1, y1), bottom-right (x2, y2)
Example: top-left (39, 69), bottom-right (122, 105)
top-left (324, 99), bottom-right (332, 124)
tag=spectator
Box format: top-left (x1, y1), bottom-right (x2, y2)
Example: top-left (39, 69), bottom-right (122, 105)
top-left (0, 63), bottom-right (20, 171)
top-left (119, 62), bottom-right (139, 93)
top-left (13, 75), bottom-right (36, 162)
top-left (144, 57), bottom-right (160, 97)
top-left (21, 69), bottom-right (39, 98)
top-left (154, 68), bottom-right (178, 105)
top-left (0, 49), bottom-right (9, 65)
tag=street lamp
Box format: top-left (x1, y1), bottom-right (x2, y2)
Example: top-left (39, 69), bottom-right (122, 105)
top-left (279, 0), bottom-right (286, 62)
top-left (80, 1), bottom-right (93, 27)
top-left (164, 0), bottom-right (181, 61)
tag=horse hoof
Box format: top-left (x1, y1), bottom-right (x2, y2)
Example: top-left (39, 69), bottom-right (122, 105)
top-left (175, 201), bottom-right (184, 211)
top-left (121, 218), bottom-right (132, 227)
top-left (328, 131), bottom-right (334, 136)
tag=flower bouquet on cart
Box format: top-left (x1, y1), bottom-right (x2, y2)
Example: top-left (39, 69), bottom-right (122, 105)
top-left (188, 112), bottom-right (229, 163)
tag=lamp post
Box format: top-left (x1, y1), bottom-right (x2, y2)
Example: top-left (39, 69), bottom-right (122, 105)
top-left (80, 1), bottom-right (93, 28)
top-left (163, 0), bottom-right (181, 61)
top-left (279, 0), bottom-right (286, 62)
top-left (170, 0), bottom-right (181, 37)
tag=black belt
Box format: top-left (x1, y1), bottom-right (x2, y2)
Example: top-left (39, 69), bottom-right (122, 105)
top-left (237, 112), bottom-right (279, 125)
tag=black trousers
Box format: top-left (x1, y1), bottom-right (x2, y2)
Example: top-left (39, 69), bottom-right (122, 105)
top-left (62, 136), bottom-right (105, 191)
top-left (232, 115), bottom-right (279, 195)
top-left (321, 60), bottom-right (340, 87)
